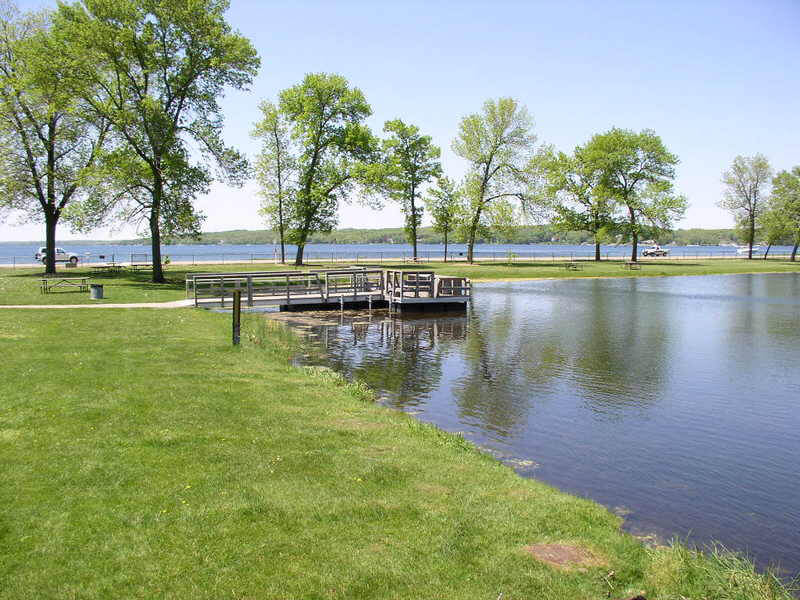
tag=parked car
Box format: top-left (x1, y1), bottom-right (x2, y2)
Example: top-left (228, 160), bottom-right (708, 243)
top-left (642, 245), bottom-right (669, 257)
top-left (35, 247), bottom-right (79, 265)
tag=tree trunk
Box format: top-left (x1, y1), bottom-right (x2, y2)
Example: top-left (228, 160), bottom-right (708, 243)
top-left (763, 243), bottom-right (772, 260)
top-left (748, 215), bottom-right (755, 259)
top-left (45, 118), bottom-right (58, 275)
top-left (443, 230), bottom-right (448, 262)
top-left (150, 173), bottom-right (165, 283)
top-left (628, 207), bottom-right (638, 262)
top-left (466, 207), bottom-right (482, 264)
top-left (595, 239), bottom-right (601, 262)
top-left (791, 235), bottom-right (798, 262)
top-left (277, 194), bottom-right (285, 264)
top-left (294, 241), bottom-right (305, 266)
top-left (44, 211), bottom-right (57, 275)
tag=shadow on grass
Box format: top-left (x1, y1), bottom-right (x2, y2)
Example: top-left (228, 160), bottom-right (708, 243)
top-left (638, 261), bottom-right (704, 267)
top-left (5, 267), bottom-right (187, 290)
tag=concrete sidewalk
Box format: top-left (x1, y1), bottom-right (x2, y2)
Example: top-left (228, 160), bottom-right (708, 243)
top-left (0, 299), bottom-right (194, 309)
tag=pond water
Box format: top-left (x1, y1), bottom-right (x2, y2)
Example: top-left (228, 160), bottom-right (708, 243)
top-left (296, 273), bottom-right (800, 577)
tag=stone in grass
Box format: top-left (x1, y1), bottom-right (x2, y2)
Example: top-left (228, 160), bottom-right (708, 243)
top-left (524, 543), bottom-right (607, 571)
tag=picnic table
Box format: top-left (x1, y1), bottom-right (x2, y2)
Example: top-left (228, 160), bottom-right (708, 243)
top-left (563, 261), bottom-right (583, 271)
top-left (130, 253), bottom-right (154, 271)
top-left (623, 261), bottom-right (642, 270)
top-left (40, 276), bottom-right (90, 293)
top-left (91, 264), bottom-right (124, 276)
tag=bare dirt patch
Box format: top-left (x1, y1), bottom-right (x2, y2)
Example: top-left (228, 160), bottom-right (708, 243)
top-left (524, 543), bottom-right (606, 571)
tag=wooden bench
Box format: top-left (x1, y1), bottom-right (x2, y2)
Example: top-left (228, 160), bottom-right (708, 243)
top-left (40, 277), bottom-right (90, 293)
top-left (623, 261), bottom-right (642, 270)
top-left (563, 261), bottom-right (583, 271)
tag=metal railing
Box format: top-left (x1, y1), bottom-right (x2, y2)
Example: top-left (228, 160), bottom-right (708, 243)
top-left (1, 249), bottom-right (797, 269)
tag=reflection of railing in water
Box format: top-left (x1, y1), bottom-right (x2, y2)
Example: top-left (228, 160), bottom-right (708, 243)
top-left (320, 315), bottom-right (469, 351)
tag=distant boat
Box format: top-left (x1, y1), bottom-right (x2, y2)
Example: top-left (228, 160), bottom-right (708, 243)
top-left (736, 246), bottom-right (763, 255)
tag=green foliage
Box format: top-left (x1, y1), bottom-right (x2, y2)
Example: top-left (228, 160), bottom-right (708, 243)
top-left (0, 1), bottom-right (109, 273)
top-left (364, 119), bottom-right (441, 257)
top-left (53, 0), bottom-right (259, 280)
top-left (541, 145), bottom-right (617, 258)
top-left (764, 166), bottom-right (800, 259)
top-left (583, 128), bottom-right (685, 260)
top-left (275, 72), bottom-right (376, 264)
top-left (452, 97), bottom-right (543, 261)
top-left (252, 100), bottom-right (295, 263)
top-left (720, 154), bottom-right (773, 257)
top-left (424, 175), bottom-right (465, 255)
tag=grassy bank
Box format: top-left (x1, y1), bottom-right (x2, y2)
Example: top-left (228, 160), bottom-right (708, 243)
top-left (1, 258), bottom-right (798, 305)
top-left (0, 308), bottom-right (794, 598)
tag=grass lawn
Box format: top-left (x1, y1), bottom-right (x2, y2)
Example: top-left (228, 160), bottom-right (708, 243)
top-left (0, 308), bottom-right (794, 599)
top-left (1, 258), bottom-right (798, 305)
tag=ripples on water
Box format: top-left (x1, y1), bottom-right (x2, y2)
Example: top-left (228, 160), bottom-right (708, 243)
top-left (295, 273), bottom-right (800, 577)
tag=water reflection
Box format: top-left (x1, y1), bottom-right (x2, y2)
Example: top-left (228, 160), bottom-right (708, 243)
top-left (298, 273), bottom-right (800, 578)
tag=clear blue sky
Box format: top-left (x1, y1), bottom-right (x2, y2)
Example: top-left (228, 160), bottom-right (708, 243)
top-left (3, 0), bottom-right (799, 241)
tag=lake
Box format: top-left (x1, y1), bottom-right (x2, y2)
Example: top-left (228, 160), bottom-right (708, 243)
top-left (1, 241), bottom-right (794, 265)
top-left (296, 273), bottom-right (800, 577)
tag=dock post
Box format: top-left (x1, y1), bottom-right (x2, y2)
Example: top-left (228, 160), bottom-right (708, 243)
top-left (232, 290), bottom-right (241, 346)
top-left (340, 295), bottom-right (344, 312)
top-left (368, 294), bottom-right (372, 311)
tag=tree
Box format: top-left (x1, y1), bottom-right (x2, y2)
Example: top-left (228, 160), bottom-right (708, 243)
top-left (586, 128), bottom-right (682, 261)
top-left (720, 154), bottom-right (772, 260)
top-left (278, 73), bottom-right (375, 266)
top-left (767, 166), bottom-right (800, 261)
top-left (252, 101), bottom-right (295, 264)
top-left (452, 97), bottom-right (539, 263)
top-left (372, 119), bottom-right (441, 260)
top-left (542, 146), bottom-right (617, 261)
top-left (424, 176), bottom-right (463, 261)
top-left (0, 2), bottom-right (108, 274)
top-left (758, 204), bottom-right (788, 259)
top-left (54, 0), bottom-right (259, 282)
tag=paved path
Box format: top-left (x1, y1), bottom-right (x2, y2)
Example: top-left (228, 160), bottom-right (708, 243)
top-left (0, 299), bottom-right (194, 309)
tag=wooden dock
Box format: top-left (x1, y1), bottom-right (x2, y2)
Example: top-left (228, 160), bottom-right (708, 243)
top-left (187, 268), bottom-right (471, 312)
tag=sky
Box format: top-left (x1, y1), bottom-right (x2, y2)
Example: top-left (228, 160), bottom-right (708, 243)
top-left (2, 0), bottom-right (799, 242)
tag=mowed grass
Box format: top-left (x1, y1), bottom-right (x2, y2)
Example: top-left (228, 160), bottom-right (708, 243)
top-left (1, 258), bottom-right (799, 305)
top-left (0, 309), bottom-right (794, 599)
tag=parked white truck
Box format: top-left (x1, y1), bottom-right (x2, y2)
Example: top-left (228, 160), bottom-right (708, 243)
top-left (35, 247), bottom-right (79, 265)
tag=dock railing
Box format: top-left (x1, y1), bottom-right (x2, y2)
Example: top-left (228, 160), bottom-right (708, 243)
top-left (191, 268), bottom-right (384, 307)
top-left (435, 276), bottom-right (471, 298)
top-left (193, 272), bottom-right (324, 307)
top-left (189, 268), bottom-right (471, 307)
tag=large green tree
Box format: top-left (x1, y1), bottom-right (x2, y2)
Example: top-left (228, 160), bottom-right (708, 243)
top-left (371, 119), bottom-right (441, 260)
top-left (719, 154), bottom-right (772, 260)
top-left (277, 73), bottom-right (375, 266)
top-left (452, 97), bottom-right (540, 263)
top-left (0, 1), bottom-right (108, 274)
top-left (424, 175), bottom-right (463, 261)
top-left (586, 128), bottom-right (683, 261)
top-left (54, 0), bottom-right (259, 282)
top-left (542, 145), bottom-right (617, 261)
top-left (767, 166), bottom-right (800, 261)
top-left (252, 100), bottom-right (295, 264)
